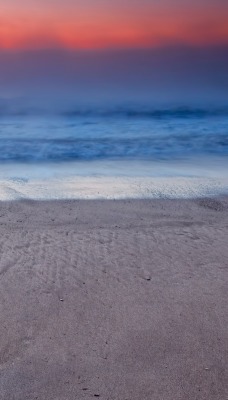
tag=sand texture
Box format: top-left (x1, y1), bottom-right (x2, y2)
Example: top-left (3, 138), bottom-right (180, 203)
top-left (0, 197), bottom-right (228, 399)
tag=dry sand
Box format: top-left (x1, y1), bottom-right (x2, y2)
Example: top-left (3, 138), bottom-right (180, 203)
top-left (0, 197), bottom-right (228, 399)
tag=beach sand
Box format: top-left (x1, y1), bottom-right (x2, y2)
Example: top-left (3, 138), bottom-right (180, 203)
top-left (0, 197), bottom-right (228, 399)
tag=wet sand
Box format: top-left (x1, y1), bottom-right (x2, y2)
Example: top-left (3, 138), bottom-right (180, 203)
top-left (0, 197), bottom-right (228, 399)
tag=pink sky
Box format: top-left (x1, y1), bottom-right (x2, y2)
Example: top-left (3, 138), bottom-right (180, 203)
top-left (1, 0), bottom-right (228, 50)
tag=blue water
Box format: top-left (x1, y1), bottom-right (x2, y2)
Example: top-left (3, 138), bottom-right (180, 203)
top-left (0, 107), bottom-right (227, 164)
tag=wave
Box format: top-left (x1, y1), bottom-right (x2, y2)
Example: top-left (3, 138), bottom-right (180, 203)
top-left (0, 108), bottom-right (227, 163)
top-left (63, 107), bottom-right (228, 119)
top-left (1, 103), bottom-right (228, 119)
top-left (0, 134), bottom-right (227, 162)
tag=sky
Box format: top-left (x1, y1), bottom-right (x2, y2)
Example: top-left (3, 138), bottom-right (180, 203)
top-left (1, 0), bottom-right (228, 50)
top-left (0, 0), bottom-right (228, 106)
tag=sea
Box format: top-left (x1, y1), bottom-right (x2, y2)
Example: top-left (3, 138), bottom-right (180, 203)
top-left (0, 105), bottom-right (228, 200)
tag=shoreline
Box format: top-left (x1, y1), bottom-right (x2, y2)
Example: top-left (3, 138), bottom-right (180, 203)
top-left (0, 175), bottom-right (228, 201)
top-left (0, 197), bottom-right (228, 399)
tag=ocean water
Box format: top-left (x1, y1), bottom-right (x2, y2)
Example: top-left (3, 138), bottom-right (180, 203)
top-left (0, 107), bottom-right (228, 163)
top-left (0, 106), bottom-right (228, 199)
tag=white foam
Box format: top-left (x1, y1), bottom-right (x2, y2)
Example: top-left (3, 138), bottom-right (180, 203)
top-left (0, 176), bottom-right (227, 201)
